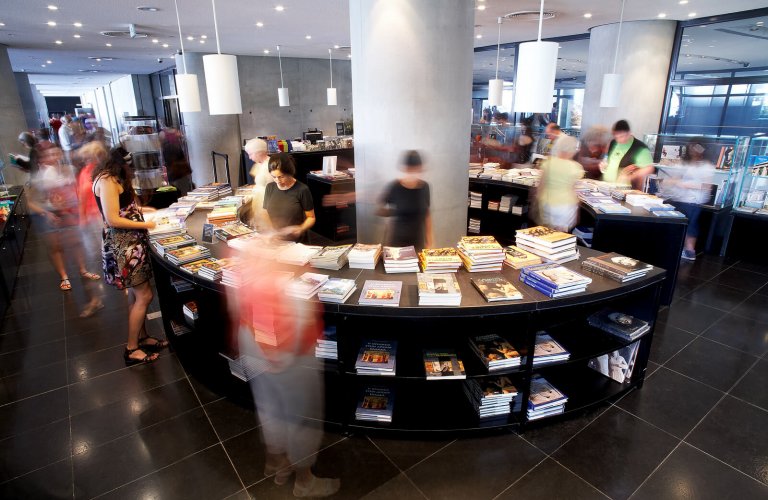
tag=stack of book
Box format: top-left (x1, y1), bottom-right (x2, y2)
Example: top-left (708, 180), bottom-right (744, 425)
top-left (198, 258), bottom-right (238, 282)
top-left (355, 340), bottom-right (397, 376)
top-left (527, 375), bottom-right (568, 421)
top-left (317, 278), bottom-right (357, 304)
top-left (207, 206), bottom-right (238, 225)
top-left (315, 326), bottom-right (338, 360)
top-left (515, 226), bottom-right (578, 264)
top-left (170, 275), bottom-right (193, 293)
top-left (183, 301), bottom-right (198, 323)
top-left (487, 199), bottom-right (500, 211)
top-left (170, 319), bottom-right (192, 336)
top-left (219, 353), bottom-right (263, 382)
top-left (359, 280), bottom-right (403, 307)
top-left (419, 248), bottom-right (462, 272)
top-left (355, 386), bottom-right (395, 423)
top-left (347, 243), bottom-right (382, 269)
top-left (423, 349), bottom-right (466, 380)
top-left (469, 191), bottom-right (482, 209)
top-left (166, 245), bottom-right (212, 265)
top-left (581, 253), bottom-right (653, 283)
top-left (285, 272), bottom-right (329, 299)
top-left (520, 263), bottom-right (592, 298)
top-left (503, 245), bottom-right (542, 269)
top-left (652, 210), bottom-right (686, 218)
top-left (147, 211), bottom-right (186, 239)
top-left (383, 246), bottom-right (420, 273)
top-left (468, 334), bottom-right (522, 371)
top-left (588, 309), bottom-right (651, 341)
top-left (186, 186), bottom-right (220, 202)
top-left (625, 193), bottom-right (664, 208)
top-left (214, 221), bottom-right (255, 241)
top-left (416, 273), bottom-right (462, 306)
top-left (499, 194), bottom-right (518, 213)
top-left (468, 218), bottom-right (481, 234)
top-left (151, 233), bottom-right (196, 256)
top-left (310, 244), bottom-right (352, 270)
top-left (277, 243), bottom-right (324, 266)
top-left (457, 236), bottom-right (505, 272)
top-left (511, 204), bottom-right (528, 216)
top-left (168, 200), bottom-right (197, 218)
top-left (533, 332), bottom-right (570, 366)
top-left (220, 258), bottom-right (245, 287)
top-left (598, 203), bottom-right (632, 215)
top-left (180, 257), bottom-right (218, 276)
top-left (646, 204), bottom-right (677, 213)
top-left (470, 276), bottom-right (523, 302)
top-left (464, 377), bottom-right (518, 419)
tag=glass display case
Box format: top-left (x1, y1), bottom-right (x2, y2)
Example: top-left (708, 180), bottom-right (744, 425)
top-left (732, 137), bottom-right (768, 216)
top-left (122, 116), bottom-right (164, 192)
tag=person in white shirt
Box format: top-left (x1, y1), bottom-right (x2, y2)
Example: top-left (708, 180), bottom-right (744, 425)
top-left (58, 115), bottom-right (74, 163)
top-left (244, 138), bottom-right (274, 230)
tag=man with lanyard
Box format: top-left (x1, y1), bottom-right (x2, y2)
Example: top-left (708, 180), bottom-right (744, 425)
top-left (601, 120), bottom-right (655, 189)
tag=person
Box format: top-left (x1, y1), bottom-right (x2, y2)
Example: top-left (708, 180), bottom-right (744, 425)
top-left (543, 122), bottom-right (562, 155)
top-left (576, 126), bottom-right (611, 180)
top-left (377, 150), bottom-right (433, 249)
top-left (9, 132), bottom-right (39, 174)
top-left (534, 135), bottom-right (584, 232)
top-left (77, 141), bottom-right (107, 225)
top-left (49, 114), bottom-right (62, 145)
top-left (601, 120), bottom-right (655, 189)
top-left (93, 146), bottom-right (168, 365)
top-left (160, 128), bottom-right (193, 196)
top-left (244, 137), bottom-right (273, 229)
top-left (263, 153), bottom-right (316, 243)
top-left (664, 138), bottom-right (716, 261)
top-left (58, 115), bottom-right (74, 164)
top-left (515, 117), bottom-right (535, 164)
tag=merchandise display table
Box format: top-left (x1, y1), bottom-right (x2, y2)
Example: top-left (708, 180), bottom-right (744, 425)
top-left (149, 210), bottom-right (666, 434)
top-left (0, 186), bottom-right (30, 320)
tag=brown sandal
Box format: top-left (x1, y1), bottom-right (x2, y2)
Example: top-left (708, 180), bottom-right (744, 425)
top-left (60, 279), bottom-right (72, 291)
top-left (124, 347), bottom-right (158, 366)
top-left (138, 336), bottom-right (170, 352)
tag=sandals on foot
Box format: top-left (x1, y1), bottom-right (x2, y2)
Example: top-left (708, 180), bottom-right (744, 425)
top-left (138, 336), bottom-right (170, 352)
top-left (80, 271), bottom-right (101, 281)
top-left (124, 347), bottom-right (159, 366)
top-left (79, 301), bottom-right (104, 318)
top-left (60, 279), bottom-right (72, 291)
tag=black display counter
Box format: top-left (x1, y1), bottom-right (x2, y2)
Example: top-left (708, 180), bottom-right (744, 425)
top-left (306, 175), bottom-right (356, 241)
top-left (242, 148), bottom-right (355, 186)
top-left (722, 210), bottom-right (768, 261)
top-left (149, 209), bottom-right (666, 434)
top-left (0, 186), bottom-right (30, 321)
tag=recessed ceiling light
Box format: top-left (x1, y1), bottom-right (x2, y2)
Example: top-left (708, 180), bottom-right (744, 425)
top-left (689, 12), bottom-right (696, 17)
top-left (305, 35), bottom-right (312, 40)
top-left (73, 22), bottom-right (82, 27)
top-left (201, 35), bottom-right (207, 39)
top-left (162, 43), bottom-right (169, 48)
top-left (757, 21), bottom-right (764, 26)
top-left (583, 13), bottom-right (592, 18)
top-left (137, 6), bottom-right (160, 12)
top-left (47, 5), bottom-right (58, 10)
top-left (263, 49), bottom-right (270, 54)
top-left (41, 64), bottom-right (46, 67)
top-left (0, 22), bottom-right (6, 27)
top-left (73, 34), bottom-right (81, 38)
top-left (96, 58), bottom-right (101, 61)
top-left (275, 5), bottom-right (284, 12)
top-left (199, 40), bottom-right (205, 44)
top-left (187, 36), bottom-right (193, 40)
top-left (477, 5), bottom-right (486, 10)
top-left (347, 54), bottom-right (351, 58)
top-left (256, 21), bottom-right (264, 27)
top-left (105, 43), bottom-right (112, 47)
top-left (334, 44), bottom-right (340, 49)
top-left (476, 34), bottom-right (482, 39)
top-left (55, 40), bottom-right (63, 44)
top-left (708, 45), bottom-right (715, 47)
top-left (679, 0), bottom-right (688, 4)
top-left (152, 39), bottom-right (158, 43)
top-left (47, 21), bottom-right (57, 26)
top-left (657, 13), bottom-right (667, 18)
top-left (46, 60), bottom-right (52, 64)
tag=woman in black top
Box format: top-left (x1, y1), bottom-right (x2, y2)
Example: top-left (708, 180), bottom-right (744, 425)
top-left (378, 150), bottom-right (433, 249)
top-left (263, 153), bottom-right (316, 243)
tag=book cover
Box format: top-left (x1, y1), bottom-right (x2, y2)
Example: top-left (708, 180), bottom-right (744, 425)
top-left (356, 340), bottom-right (397, 371)
top-left (383, 246), bottom-right (418, 262)
top-left (534, 333), bottom-right (570, 360)
top-left (420, 248), bottom-right (461, 263)
top-left (417, 273), bottom-right (461, 295)
top-left (359, 280), bottom-right (403, 306)
top-left (503, 245), bottom-right (540, 265)
top-left (356, 386), bottom-right (395, 420)
top-left (528, 375), bottom-right (568, 409)
top-left (588, 309), bottom-right (650, 339)
top-left (478, 377), bottom-right (518, 398)
top-left (470, 276), bottom-right (523, 301)
top-left (154, 234), bottom-right (195, 248)
top-left (180, 258), bottom-right (218, 275)
top-left (516, 226), bottom-right (576, 247)
top-left (166, 245), bottom-right (209, 260)
top-left (458, 236), bottom-right (503, 252)
top-left (423, 349), bottom-right (466, 379)
top-left (587, 253), bottom-right (652, 275)
top-left (469, 334), bottom-right (521, 364)
top-left (587, 340), bottom-right (641, 384)
top-left (522, 263), bottom-right (592, 289)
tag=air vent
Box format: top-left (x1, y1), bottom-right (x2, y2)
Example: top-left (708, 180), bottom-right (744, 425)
top-left (502, 11), bottom-right (556, 22)
top-left (100, 30), bottom-right (149, 38)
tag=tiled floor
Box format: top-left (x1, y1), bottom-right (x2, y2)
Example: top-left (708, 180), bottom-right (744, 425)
top-left (1, 227), bottom-right (768, 499)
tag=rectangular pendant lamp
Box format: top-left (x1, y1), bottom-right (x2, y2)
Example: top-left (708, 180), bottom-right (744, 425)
top-left (488, 17), bottom-right (504, 107)
top-left (203, 0), bottom-right (242, 115)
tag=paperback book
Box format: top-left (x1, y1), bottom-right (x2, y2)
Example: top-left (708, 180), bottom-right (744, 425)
top-left (179, 257), bottom-right (218, 275)
top-left (310, 244), bottom-right (353, 270)
top-left (355, 386), bottom-right (395, 423)
top-left (383, 246), bottom-right (420, 273)
top-left (419, 248), bottom-right (462, 272)
top-left (471, 276), bottom-right (523, 302)
top-left (166, 245), bottom-right (212, 265)
top-left (315, 326), bottom-right (338, 360)
top-left (359, 280), bottom-right (403, 307)
top-left (152, 233), bottom-right (195, 255)
top-left (213, 221), bottom-right (255, 241)
top-left (317, 278), bottom-right (357, 304)
top-left (277, 243), bottom-right (324, 266)
top-left (423, 349), bottom-right (466, 380)
top-left (502, 245), bottom-right (542, 269)
top-left (356, 340), bottom-right (398, 376)
top-left (468, 334), bottom-right (522, 370)
top-left (527, 375), bottom-right (568, 421)
top-left (588, 309), bottom-right (650, 341)
top-left (416, 273), bottom-right (462, 306)
top-left (347, 243), bottom-right (382, 269)
top-left (285, 272), bottom-right (330, 300)
top-left (533, 332), bottom-right (570, 366)
top-left (464, 377), bottom-right (518, 418)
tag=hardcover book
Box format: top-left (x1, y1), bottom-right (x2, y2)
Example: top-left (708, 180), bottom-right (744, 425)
top-left (471, 276), bottom-right (523, 302)
top-left (468, 334), bottom-right (521, 368)
top-left (584, 253), bottom-right (652, 276)
top-left (179, 258), bottom-right (218, 275)
top-left (356, 340), bottom-right (398, 374)
top-left (515, 226), bottom-right (576, 248)
top-left (423, 349), bottom-right (466, 380)
top-left (521, 263), bottom-right (592, 289)
top-left (458, 235), bottom-right (503, 252)
top-left (355, 386), bottom-right (395, 422)
top-left (359, 280), bottom-right (403, 307)
top-left (588, 309), bottom-right (650, 340)
top-left (528, 375), bottom-right (568, 410)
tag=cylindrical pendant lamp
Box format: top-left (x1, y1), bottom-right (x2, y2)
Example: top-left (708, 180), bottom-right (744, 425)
top-left (327, 48), bottom-right (337, 106)
top-left (488, 17), bottom-right (504, 107)
top-left (176, 73), bottom-right (201, 113)
top-left (278, 87), bottom-right (290, 107)
top-left (600, 73), bottom-right (623, 108)
top-left (513, 40), bottom-right (558, 113)
top-left (203, 54), bottom-right (242, 114)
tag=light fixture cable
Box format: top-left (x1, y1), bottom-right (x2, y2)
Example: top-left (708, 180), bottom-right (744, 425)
top-left (329, 48), bottom-right (333, 87)
top-left (495, 16), bottom-right (502, 80)
top-left (278, 45), bottom-right (285, 87)
top-left (537, 0), bottom-right (545, 41)
top-left (212, 0), bottom-right (222, 54)
top-left (612, 0), bottom-right (626, 74)
top-left (173, 0), bottom-right (187, 73)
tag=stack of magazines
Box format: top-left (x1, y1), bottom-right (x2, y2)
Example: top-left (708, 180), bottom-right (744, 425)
top-left (416, 273), bottom-right (462, 306)
top-left (183, 301), bottom-right (198, 323)
top-left (277, 243), bottom-right (324, 266)
top-left (527, 375), bottom-right (568, 421)
top-left (383, 246), bottom-right (420, 273)
top-left (214, 221), bottom-right (255, 241)
top-left (464, 377), bottom-right (518, 419)
top-left (166, 245), bottom-right (212, 265)
top-left (470, 276), bottom-right (523, 302)
top-left (457, 236), bottom-right (504, 272)
top-left (468, 217), bottom-right (481, 234)
top-left (503, 245), bottom-right (542, 269)
top-left (515, 226), bottom-right (578, 264)
top-left (423, 349), bottom-right (466, 380)
top-left (355, 386), bottom-right (394, 423)
top-left (359, 280), bottom-right (402, 307)
top-left (317, 278), bottom-right (357, 304)
top-left (347, 243), bottom-right (382, 269)
top-left (285, 272), bottom-right (329, 299)
top-left (170, 275), bottom-right (193, 293)
top-left (520, 263), bottom-right (592, 298)
top-left (581, 253), bottom-right (653, 282)
top-left (588, 309), bottom-right (651, 341)
top-left (532, 332), bottom-right (570, 366)
top-left (419, 248), bottom-right (462, 272)
top-left (355, 340), bottom-right (397, 376)
top-left (152, 233), bottom-right (195, 256)
top-left (310, 244), bottom-right (352, 270)
top-left (469, 191), bottom-right (482, 209)
top-left (198, 258), bottom-right (238, 282)
top-left (315, 326), bottom-right (338, 360)
top-left (468, 334), bottom-right (522, 371)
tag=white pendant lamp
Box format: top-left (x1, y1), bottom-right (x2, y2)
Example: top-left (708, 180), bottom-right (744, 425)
top-left (277, 45), bottom-right (290, 107)
top-left (202, 0), bottom-right (242, 114)
top-left (600, 0), bottom-right (626, 107)
top-left (327, 48), bottom-right (337, 106)
top-left (513, 0), bottom-right (559, 113)
top-left (487, 17), bottom-right (503, 107)
top-left (173, 0), bottom-right (200, 112)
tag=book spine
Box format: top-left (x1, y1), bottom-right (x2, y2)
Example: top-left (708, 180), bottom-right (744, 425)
top-left (519, 269), bottom-right (563, 290)
top-left (520, 277), bottom-right (557, 297)
top-left (581, 262), bottom-right (626, 282)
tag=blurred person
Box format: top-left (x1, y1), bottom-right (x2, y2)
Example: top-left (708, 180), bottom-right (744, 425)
top-left (664, 139), bottom-right (716, 261)
top-left (160, 127), bottom-right (193, 196)
top-left (263, 153), bottom-right (316, 243)
top-left (58, 115), bottom-right (74, 163)
top-left (36, 127), bottom-right (54, 147)
top-left (534, 135), bottom-right (584, 232)
top-left (93, 147), bottom-right (167, 365)
top-left (601, 120), bottom-right (654, 189)
top-left (8, 131), bottom-right (39, 174)
top-left (49, 113), bottom-right (62, 145)
top-left (244, 137), bottom-right (273, 229)
top-left (77, 141), bottom-right (108, 225)
top-left (230, 247), bottom-right (340, 497)
top-left (543, 122), bottom-right (562, 155)
top-left (377, 150), bottom-right (433, 249)
top-left (577, 126), bottom-right (611, 180)
top-left (515, 118), bottom-right (535, 164)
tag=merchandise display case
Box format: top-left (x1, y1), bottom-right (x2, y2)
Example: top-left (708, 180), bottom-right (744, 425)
top-left (122, 116), bottom-right (164, 192)
top-left (0, 186), bottom-right (30, 322)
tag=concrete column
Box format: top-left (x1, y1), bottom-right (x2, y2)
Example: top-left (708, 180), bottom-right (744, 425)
top-left (0, 46), bottom-right (32, 186)
top-left (582, 20), bottom-right (677, 139)
top-left (350, 0), bottom-right (474, 247)
top-left (175, 52), bottom-right (242, 187)
top-left (14, 72), bottom-right (40, 130)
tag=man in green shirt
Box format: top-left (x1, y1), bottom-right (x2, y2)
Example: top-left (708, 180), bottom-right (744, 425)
top-left (601, 120), bottom-right (655, 189)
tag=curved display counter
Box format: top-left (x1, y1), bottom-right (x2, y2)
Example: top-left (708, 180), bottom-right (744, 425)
top-left (150, 210), bottom-right (666, 434)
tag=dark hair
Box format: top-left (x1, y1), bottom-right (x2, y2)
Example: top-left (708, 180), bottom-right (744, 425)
top-left (37, 128), bottom-right (50, 141)
top-left (683, 138), bottom-right (707, 162)
top-left (547, 122), bottom-right (561, 131)
top-left (613, 120), bottom-right (631, 133)
top-left (93, 146), bottom-right (135, 196)
top-left (402, 150), bottom-right (423, 169)
top-left (268, 152), bottom-right (296, 177)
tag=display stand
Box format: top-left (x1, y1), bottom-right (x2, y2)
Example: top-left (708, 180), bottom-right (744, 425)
top-left (467, 178), bottom-right (532, 246)
top-left (306, 175), bottom-right (356, 241)
top-left (210, 151), bottom-right (231, 185)
top-left (0, 187), bottom-right (30, 322)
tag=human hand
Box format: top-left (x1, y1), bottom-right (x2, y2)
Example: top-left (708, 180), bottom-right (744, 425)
top-left (145, 220), bottom-right (157, 230)
top-left (46, 211), bottom-right (61, 227)
top-left (598, 160), bottom-right (608, 173)
top-left (280, 226), bottom-right (303, 239)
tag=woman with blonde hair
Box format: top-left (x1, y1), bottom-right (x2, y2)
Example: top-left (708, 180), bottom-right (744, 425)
top-left (535, 135), bottom-right (584, 232)
top-left (244, 138), bottom-right (273, 230)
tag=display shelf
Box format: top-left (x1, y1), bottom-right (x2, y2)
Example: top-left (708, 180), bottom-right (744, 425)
top-left (0, 186), bottom-right (29, 322)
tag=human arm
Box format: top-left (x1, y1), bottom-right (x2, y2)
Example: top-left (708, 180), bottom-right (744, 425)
top-left (95, 176), bottom-right (155, 230)
top-left (280, 209), bottom-right (316, 239)
top-left (376, 183), bottom-right (395, 217)
top-left (424, 210), bottom-right (433, 248)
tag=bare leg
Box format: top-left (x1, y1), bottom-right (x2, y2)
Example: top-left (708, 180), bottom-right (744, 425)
top-left (126, 281), bottom-right (157, 361)
top-left (685, 236), bottom-right (697, 253)
top-left (46, 233), bottom-right (68, 281)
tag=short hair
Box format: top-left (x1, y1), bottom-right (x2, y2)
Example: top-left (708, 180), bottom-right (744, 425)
top-left (78, 141), bottom-right (108, 164)
top-left (268, 152), bottom-right (296, 177)
top-left (402, 150), bottom-right (423, 169)
top-left (552, 135), bottom-right (579, 158)
top-left (37, 128), bottom-right (50, 141)
top-left (613, 120), bottom-right (631, 133)
top-left (546, 122), bottom-right (561, 131)
top-left (244, 137), bottom-right (268, 154)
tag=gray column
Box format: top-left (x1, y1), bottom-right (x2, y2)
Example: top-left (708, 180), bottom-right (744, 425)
top-left (175, 52), bottom-right (242, 187)
top-left (350, 0), bottom-right (474, 247)
top-left (14, 72), bottom-right (39, 130)
top-left (0, 46), bottom-right (32, 186)
top-left (582, 20), bottom-right (677, 138)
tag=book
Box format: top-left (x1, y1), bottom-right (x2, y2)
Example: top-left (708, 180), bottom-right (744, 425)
top-left (347, 243), bottom-right (382, 269)
top-left (521, 263), bottom-right (592, 289)
top-left (533, 333), bottom-right (570, 366)
top-left (355, 386), bottom-right (395, 423)
top-left (457, 236), bottom-right (504, 272)
top-left (277, 243), bottom-right (324, 266)
top-left (588, 340), bottom-right (641, 384)
top-left (515, 226), bottom-right (576, 249)
top-left (416, 273), bottom-right (462, 306)
top-left (598, 204), bottom-right (632, 215)
top-left (317, 278), bottom-right (357, 304)
top-left (588, 309), bottom-right (651, 341)
top-left (182, 301), bottom-right (198, 321)
top-left (527, 375), bottom-right (568, 420)
top-left (652, 210), bottom-right (686, 218)
top-left (285, 272), bottom-right (329, 299)
top-left (310, 244), bottom-right (353, 270)
top-left (423, 349), bottom-right (466, 380)
top-left (419, 248), bottom-right (462, 272)
top-left (151, 233), bottom-right (195, 255)
top-left (521, 276), bottom-right (586, 298)
top-left (458, 235), bottom-right (503, 253)
top-left (359, 280), bottom-right (403, 307)
top-left (198, 257), bottom-right (238, 281)
top-left (356, 340), bottom-right (397, 375)
top-left (468, 334), bottom-right (522, 370)
top-left (470, 276), bottom-right (523, 302)
top-left (166, 245), bottom-right (212, 265)
top-left (179, 257), bottom-right (218, 275)
top-left (581, 253), bottom-right (652, 279)
top-left (213, 221), bottom-right (255, 241)
top-left (315, 326), bottom-right (338, 360)
top-left (383, 246), bottom-right (420, 273)
top-left (464, 377), bottom-right (518, 418)
top-left (502, 245), bottom-right (542, 269)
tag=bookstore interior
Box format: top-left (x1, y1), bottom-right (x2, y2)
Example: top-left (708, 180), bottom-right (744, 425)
top-left (1, 1), bottom-right (768, 499)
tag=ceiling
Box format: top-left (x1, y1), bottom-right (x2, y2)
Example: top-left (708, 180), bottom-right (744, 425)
top-left (2, 0), bottom-right (767, 95)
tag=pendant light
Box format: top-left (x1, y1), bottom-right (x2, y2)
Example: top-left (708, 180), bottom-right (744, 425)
top-left (600, 0), bottom-right (626, 107)
top-left (202, 0), bottom-right (242, 114)
top-left (487, 17), bottom-right (503, 107)
top-left (173, 0), bottom-right (200, 113)
top-left (513, 0), bottom-right (559, 113)
top-left (277, 45), bottom-right (290, 107)
top-left (327, 48), bottom-right (337, 106)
